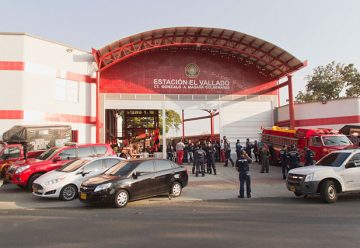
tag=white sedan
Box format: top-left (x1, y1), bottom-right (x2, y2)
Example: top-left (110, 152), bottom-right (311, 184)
top-left (33, 157), bottom-right (124, 201)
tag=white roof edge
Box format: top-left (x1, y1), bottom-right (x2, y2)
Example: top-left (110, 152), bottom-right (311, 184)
top-left (0, 32), bottom-right (91, 54)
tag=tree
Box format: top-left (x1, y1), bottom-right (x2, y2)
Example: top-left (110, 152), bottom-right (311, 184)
top-left (295, 61), bottom-right (360, 103)
top-left (160, 110), bottom-right (182, 134)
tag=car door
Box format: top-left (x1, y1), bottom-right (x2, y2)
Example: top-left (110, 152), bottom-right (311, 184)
top-left (130, 160), bottom-right (156, 199)
top-left (74, 159), bottom-right (104, 186)
top-left (342, 153), bottom-right (360, 191)
top-left (154, 160), bottom-right (174, 194)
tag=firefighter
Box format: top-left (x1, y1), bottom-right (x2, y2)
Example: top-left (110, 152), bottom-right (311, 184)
top-left (194, 144), bottom-right (206, 177)
top-left (260, 145), bottom-right (270, 173)
top-left (304, 147), bottom-right (315, 166)
top-left (245, 138), bottom-right (253, 159)
top-left (279, 145), bottom-right (288, 179)
top-left (236, 151), bottom-right (252, 198)
top-left (287, 144), bottom-right (300, 170)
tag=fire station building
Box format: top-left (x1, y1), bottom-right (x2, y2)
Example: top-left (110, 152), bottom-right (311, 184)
top-left (0, 27), bottom-right (326, 153)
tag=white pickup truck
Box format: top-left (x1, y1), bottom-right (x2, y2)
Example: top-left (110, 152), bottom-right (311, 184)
top-left (286, 149), bottom-right (360, 203)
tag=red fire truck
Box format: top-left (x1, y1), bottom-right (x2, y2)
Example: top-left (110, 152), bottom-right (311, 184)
top-left (261, 126), bottom-right (355, 164)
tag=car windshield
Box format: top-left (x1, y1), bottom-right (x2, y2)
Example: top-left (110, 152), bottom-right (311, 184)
top-left (56, 159), bottom-right (89, 172)
top-left (104, 160), bottom-right (140, 177)
top-left (316, 152), bottom-right (351, 167)
top-left (322, 135), bottom-right (352, 146)
top-left (37, 147), bottom-right (61, 160)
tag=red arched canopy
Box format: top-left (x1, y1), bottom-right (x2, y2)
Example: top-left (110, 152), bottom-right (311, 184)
top-left (93, 27), bottom-right (305, 79)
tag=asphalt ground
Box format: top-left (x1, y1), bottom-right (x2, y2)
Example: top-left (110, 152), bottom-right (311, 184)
top-left (1, 197), bottom-right (360, 248)
top-left (0, 162), bottom-right (295, 210)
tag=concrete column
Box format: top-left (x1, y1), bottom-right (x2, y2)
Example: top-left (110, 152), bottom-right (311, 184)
top-left (287, 75), bottom-right (295, 129)
top-left (162, 107), bottom-right (166, 159)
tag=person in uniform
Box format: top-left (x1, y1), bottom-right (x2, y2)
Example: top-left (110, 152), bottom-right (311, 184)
top-left (287, 144), bottom-right (300, 170)
top-left (304, 147), bottom-right (315, 166)
top-left (245, 138), bottom-right (253, 159)
top-left (260, 145), bottom-right (270, 173)
top-left (279, 145), bottom-right (288, 179)
top-left (235, 139), bottom-right (243, 160)
top-left (253, 140), bottom-right (259, 162)
top-left (194, 144), bottom-right (206, 177)
top-left (206, 141), bottom-right (217, 175)
top-left (236, 151), bottom-right (252, 198)
top-left (224, 136), bottom-right (234, 167)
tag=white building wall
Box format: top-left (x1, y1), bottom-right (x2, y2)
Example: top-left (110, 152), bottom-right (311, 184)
top-left (277, 98), bottom-right (360, 130)
top-left (0, 33), bottom-right (96, 143)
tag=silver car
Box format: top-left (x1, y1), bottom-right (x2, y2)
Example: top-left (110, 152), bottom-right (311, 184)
top-left (32, 157), bottom-right (124, 201)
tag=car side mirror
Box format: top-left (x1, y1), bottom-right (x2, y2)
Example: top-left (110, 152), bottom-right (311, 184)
top-left (52, 156), bottom-right (61, 162)
top-left (132, 172), bottom-right (141, 179)
top-left (346, 162), bottom-right (356, 169)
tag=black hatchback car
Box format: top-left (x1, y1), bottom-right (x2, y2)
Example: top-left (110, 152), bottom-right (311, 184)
top-left (79, 159), bottom-right (188, 208)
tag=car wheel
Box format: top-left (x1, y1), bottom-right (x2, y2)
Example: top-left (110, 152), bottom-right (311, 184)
top-left (320, 180), bottom-right (338, 203)
top-left (170, 182), bottom-right (182, 197)
top-left (60, 184), bottom-right (78, 201)
top-left (294, 192), bottom-right (303, 197)
top-left (27, 173), bottom-right (43, 191)
top-left (114, 189), bottom-right (129, 208)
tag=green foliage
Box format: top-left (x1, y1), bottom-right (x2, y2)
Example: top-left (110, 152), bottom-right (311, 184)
top-left (160, 110), bottom-right (182, 134)
top-left (295, 61), bottom-right (360, 103)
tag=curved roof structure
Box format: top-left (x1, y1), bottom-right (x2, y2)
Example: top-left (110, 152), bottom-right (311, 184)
top-left (93, 27), bottom-right (305, 79)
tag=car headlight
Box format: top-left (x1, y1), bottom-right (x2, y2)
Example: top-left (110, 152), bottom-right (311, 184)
top-left (94, 183), bottom-right (112, 192)
top-left (44, 177), bottom-right (65, 186)
top-left (15, 165), bottom-right (30, 174)
top-left (304, 173), bottom-right (314, 182)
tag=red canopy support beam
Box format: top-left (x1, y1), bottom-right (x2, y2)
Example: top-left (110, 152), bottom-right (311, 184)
top-left (96, 70), bottom-right (101, 143)
top-left (288, 75), bottom-right (295, 129)
top-left (182, 109), bottom-right (185, 140)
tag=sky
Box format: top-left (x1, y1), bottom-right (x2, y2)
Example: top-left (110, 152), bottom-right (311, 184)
top-left (1, 0), bottom-right (360, 104)
top-left (2, 0), bottom-right (360, 137)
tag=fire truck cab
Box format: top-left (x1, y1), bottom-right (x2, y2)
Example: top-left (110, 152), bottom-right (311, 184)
top-left (261, 126), bottom-right (354, 164)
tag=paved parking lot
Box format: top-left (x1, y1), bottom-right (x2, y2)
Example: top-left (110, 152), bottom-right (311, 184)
top-left (0, 162), bottom-right (294, 210)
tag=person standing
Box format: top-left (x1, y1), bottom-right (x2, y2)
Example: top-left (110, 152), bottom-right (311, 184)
top-left (224, 136), bottom-right (234, 167)
top-left (187, 143), bottom-right (194, 165)
top-left (236, 151), bottom-right (252, 198)
top-left (220, 139), bottom-right (225, 162)
top-left (206, 141), bottom-right (217, 175)
top-left (176, 140), bottom-right (185, 165)
top-left (166, 143), bottom-right (174, 161)
top-left (245, 138), bottom-right (253, 159)
top-left (253, 140), bottom-right (259, 162)
top-left (235, 139), bottom-right (243, 159)
top-left (279, 145), bottom-right (288, 179)
top-left (260, 145), bottom-right (270, 173)
top-left (194, 144), bottom-right (206, 177)
top-left (304, 147), bottom-right (315, 166)
top-left (287, 144), bottom-right (300, 170)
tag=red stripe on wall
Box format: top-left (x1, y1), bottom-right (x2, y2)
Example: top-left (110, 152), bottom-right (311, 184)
top-left (0, 61), bottom-right (24, 71)
top-left (0, 110), bottom-right (24, 119)
top-left (276, 115), bottom-right (360, 127)
top-left (66, 71), bottom-right (96, 84)
top-left (0, 110), bottom-right (95, 124)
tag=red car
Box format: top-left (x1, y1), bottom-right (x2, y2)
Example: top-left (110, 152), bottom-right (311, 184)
top-left (6, 143), bottom-right (115, 190)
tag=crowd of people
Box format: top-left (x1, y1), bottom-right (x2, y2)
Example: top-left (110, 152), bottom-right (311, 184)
top-left (168, 136), bottom-right (316, 199)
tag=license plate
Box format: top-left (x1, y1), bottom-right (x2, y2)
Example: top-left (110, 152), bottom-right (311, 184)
top-left (80, 193), bottom-right (87, 200)
top-left (289, 186), bottom-right (296, 192)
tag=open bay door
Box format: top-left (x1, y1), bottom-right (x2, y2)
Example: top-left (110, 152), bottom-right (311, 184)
top-left (219, 101), bottom-right (273, 151)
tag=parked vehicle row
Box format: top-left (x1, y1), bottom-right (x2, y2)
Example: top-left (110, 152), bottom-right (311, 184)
top-left (1, 141), bottom-right (188, 208)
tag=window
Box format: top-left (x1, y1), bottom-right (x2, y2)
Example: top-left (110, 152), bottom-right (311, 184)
top-left (78, 147), bottom-right (94, 158)
top-left (311, 137), bottom-right (322, 147)
top-left (5, 147), bottom-right (21, 158)
top-left (58, 148), bottom-right (77, 160)
top-left (83, 160), bottom-right (104, 173)
top-left (135, 161), bottom-right (155, 174)
top-left (55, 78), bottom-right (79, 103)
top-left (93, 146), bottom-right (107, 155)
top-left (316, 152), bottom-right (351, 167)
top-left (349, 153), bottom-right (360, 167)
top-left (104, 158), bottom-right (121, 169)
top-left (104, 161), bottom-right (140, 176)
top-left (155, 160), bottom-right (172, 171)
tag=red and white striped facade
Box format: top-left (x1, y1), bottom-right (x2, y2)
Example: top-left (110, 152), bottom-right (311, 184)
top-left (0, 33), bottom-right (96, 142)
top-left (276, 97), bottom-right (360, 130)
